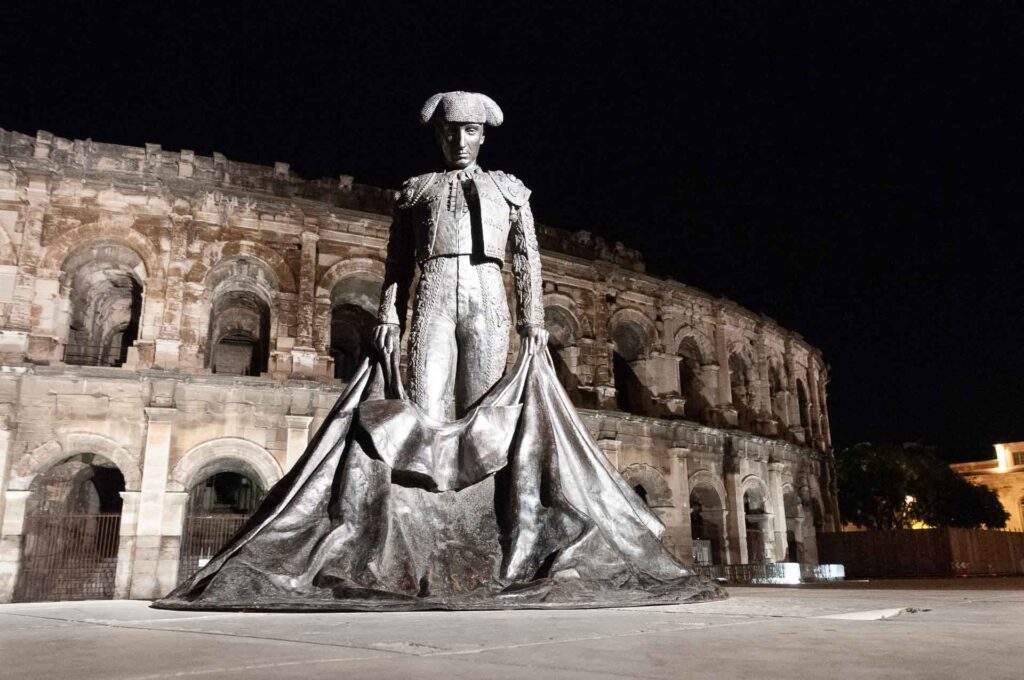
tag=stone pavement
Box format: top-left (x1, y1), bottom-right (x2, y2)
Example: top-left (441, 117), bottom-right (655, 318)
top-left (1, 581), bottom-right (1021, 679)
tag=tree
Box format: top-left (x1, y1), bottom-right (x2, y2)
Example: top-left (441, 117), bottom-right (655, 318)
top-left (837, 442), bottom-right (1008, 530)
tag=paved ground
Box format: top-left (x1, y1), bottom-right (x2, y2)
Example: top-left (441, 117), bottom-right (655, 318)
top-left (2, 580), bottom-right (1021, 679)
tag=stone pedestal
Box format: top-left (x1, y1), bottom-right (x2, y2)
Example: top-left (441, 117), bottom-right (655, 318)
top-left (153, 339), bottom-right (181, 370)
top-left (289, 347), bottom-right (318, 379)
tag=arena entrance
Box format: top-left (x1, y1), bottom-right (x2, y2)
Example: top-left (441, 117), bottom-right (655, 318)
top-left (177, 470), bottom-right (264, 583)
top-left (13, 454), bottom-right (125, 602)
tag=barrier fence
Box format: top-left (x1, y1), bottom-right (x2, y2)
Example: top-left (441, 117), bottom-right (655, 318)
top-left (818, 528), bottom-right (1024, 578)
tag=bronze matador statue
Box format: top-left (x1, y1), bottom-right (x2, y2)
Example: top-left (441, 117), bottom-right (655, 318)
top-left (155, 92), bottom-right (721, 611)
top-left (374, 91), bottom-right (548, 420)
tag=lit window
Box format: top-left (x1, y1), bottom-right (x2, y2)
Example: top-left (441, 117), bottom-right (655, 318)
top-left (1013, 452), bottom-right (1024, 467)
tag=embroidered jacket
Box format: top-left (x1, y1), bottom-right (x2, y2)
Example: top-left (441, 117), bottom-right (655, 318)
top-left (377, 167), bottom-right (544, 332)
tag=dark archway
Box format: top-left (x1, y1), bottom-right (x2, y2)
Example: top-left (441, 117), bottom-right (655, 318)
top-left (677, 337), bottom-right (707, 422)
top-left (208, 290), bottom-right (272, 376)
top-left (330, 303), bottom-right (376, 380)
top-left (729, 353), bottom-right (756, 430)
top-left (611, 322), bottom-right (650, 415)
top-left (14, 454), bottom-right (126, 602)
top-left (797, 378), bottom-right (811, 430)
top-left (743, 486), bottom-right (769, 564)
top-left (62, 242), bottom-right (145, 367)
top-left (178, 470), bottom-right (265, 583)
top-left (690, 484), bottom-right (726, 566)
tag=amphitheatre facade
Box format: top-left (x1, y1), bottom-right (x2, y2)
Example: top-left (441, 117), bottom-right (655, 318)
top-left (0, 129), bottom-right (837, 602)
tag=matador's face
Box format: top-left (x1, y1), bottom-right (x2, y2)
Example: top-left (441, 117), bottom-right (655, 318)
top-left (436, 121), bottom-right (485, 170)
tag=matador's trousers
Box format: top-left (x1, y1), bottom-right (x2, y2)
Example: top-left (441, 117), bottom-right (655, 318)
top-left (407, 255), bottom-right (510, 420)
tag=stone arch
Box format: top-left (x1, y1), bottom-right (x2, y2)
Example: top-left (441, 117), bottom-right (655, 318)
top-left (9, 432), bottom-right (142, 491)
top-left (741, 474), bottom-right (770, 506)
top-left (688, 469), bottom-right (728, 508)
top-left (619, 463), bottom-right (673, 508)
top-left (609, 308), bottom-right (657, 415)
top-left (187, 240), bottom-right (297, 294)
top-left (543, 292), bottom-right (592, 339)
top-left (168, 438), bottom-right (283, 493)
top-left (316, 258), bottom-right (386, 302)
top-left (608, 307), bottom-right (657, 359)
top-left (39, 223), bottom-right (163, 281)
top-left (673, 326), bottom-right (714, 364)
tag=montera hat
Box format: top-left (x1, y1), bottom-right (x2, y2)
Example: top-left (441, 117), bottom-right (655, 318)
top-left (420, 91), bottom-right (504, 127)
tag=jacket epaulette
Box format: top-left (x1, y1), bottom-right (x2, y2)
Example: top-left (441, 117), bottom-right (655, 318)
top-left (397, 172), bottom-right (439, 209)
top-left (488, 170), bottom-right (531, 207)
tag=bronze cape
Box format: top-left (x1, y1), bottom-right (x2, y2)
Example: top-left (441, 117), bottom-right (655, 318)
top-left (154, 348), bottom-right (723, 611)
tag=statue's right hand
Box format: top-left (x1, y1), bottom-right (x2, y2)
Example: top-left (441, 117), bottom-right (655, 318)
top-left (372, 324), bottom-right (399, 358)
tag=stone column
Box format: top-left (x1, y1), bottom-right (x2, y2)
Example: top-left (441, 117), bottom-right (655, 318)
top-left (712, 316), bottom-right (737, 426)
top-left (290, 232), bottom-right (319, 377)
top-left (130, 407), bottom-right (176, 599)
top-left (666, 448), bottom-right (692, 565)
top-left (0, 489), bottom-right (30, 602)
top-left (808, 360), bottom-right (823, 446)
top-left (597, 439), bottom-right (622, 471)
top-left (113, 491), bottom-right (140, 599)
top-left (156, 491), bottom-right (188, 593)
top-left (0, 428), bottom-right (11, 531)
top-left (724, 472), bottom-right (746, 565)
top-left (152, 216), bottom-right (189, 370)
top-left (768, 462), bottom-right (788, 562)
top-left (284, 415), bottom-right (314, 470)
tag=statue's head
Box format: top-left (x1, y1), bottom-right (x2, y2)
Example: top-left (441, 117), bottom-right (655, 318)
top-left (420, 91), bottom-right (503, 170)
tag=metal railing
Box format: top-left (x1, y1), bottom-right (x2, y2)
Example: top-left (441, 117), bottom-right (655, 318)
top-left (14, 513), bottom-right (121, 602)
top-left (62, 344), bottom-right (127, 367)
top-left (177, 515), bottom-right (250, 583)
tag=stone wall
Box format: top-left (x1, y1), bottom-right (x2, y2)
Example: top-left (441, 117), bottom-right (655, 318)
top-left (0, 128), bottom-right (838, 601)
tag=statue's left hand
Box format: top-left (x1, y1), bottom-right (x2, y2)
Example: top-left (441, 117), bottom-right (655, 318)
top-left (520, 325), bottom-right (549, 356)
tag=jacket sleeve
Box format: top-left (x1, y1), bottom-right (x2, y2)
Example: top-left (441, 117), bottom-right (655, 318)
top-left (510, 200), bottom-right (545, 331)
top-left (377, 206), bottom-right (415, 330)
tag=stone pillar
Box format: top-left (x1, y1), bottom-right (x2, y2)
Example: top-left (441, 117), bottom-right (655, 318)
top-left (113, 491), bottom-right (140, 599)
top-left (724, 472), bottom-right (746, 565)
top-left (711, 316), bottom-right (737, 426)
top-left (130, 407), bottom-right (176, 599)
top-left (284, 415), bottom-right (314, 470)
top-left (0, 428), bottom-right (11, 530)
top-left (297, 232), bottom-right (318, 348)
top-left (665, 448), bottom-right (692, 565)
top-left (808, 360), bottom-right (823, 446)
top-left (156, 491), bottom-right (188, 593)
top-left (597, 439), bottom-right (622, 471)
top-left (290, 232), bottom-right (319, 378)
top-left (768, 462), bottom-right (788, 562)
top-left (0, 489), bottom-right (29, 602)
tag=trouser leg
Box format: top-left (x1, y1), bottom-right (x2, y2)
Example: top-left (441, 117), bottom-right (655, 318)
top-left (408, 258), bottom-right (458, 420)
top-left (454, 258), bottom-right (511, 416)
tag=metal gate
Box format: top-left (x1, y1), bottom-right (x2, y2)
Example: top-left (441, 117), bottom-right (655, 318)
top-left (13, 513), bottom-right (121, 602)
top-left (177, 515), bottom-right (249, 583)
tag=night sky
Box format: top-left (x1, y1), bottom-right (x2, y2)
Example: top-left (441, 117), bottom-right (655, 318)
top-left (2, 2), bottom-right (1021, 461)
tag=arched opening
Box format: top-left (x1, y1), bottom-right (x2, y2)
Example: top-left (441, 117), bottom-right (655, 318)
top-left (545, 306), bottom-right (580, 402)
top-left (797, 379), bottom-right (811, 430)
top-left (677, 337), bottom-right (708, 422)
top-left (690, 484), bottom-right (726, 566)
top-left (611, 321), bottom-right (650, 415)
top-left (61, 242), bottom-right (144, 367)
top-left (729, 353), bottom-right (755, 430)
top-left (330, 303), bottom-right (375, 380)
top-left (207, 290), bottom-right (271, 376)
top-left (743, 486), bottom-right (769, 564)
top-left (178, 469), bottom-right (265, 584)
top-left (783, 490), bottom-right (804, 562)
top-left (633, 484), bottom-right (650, 507)
top-left (14, 454), bottom-right (125, 602)
top-left (768, 364), bottom-right (787, 426)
